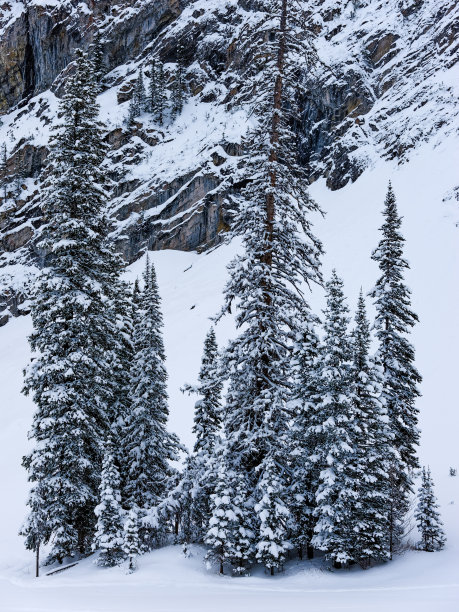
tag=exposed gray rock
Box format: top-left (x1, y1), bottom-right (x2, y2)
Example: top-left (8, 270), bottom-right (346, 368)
top-left (0, 0), bottom-right (458, 324)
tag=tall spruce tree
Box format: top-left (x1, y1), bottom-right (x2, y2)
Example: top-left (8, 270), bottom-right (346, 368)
top-left (109, 279), bottom-right (135, 444)
top-left (91, 29), bottom-right (105, 87)
top-left (310, 271), bottom-right (360, 567)
top-left (415, 467), bottom-right (446, 552)
top-left (127, 69), bottom-right (147, 125)
top-left (216, 0), bottom-right (322, 569)
top-left (351, 290), bottom-right (392, 567)
top-left (369, 182), bottom-right (421, 556)
top-left (1, 143), bottom-right (8, 201)
top-left (290, 315), bottom-right (322, 560)
top-left (186, 327), bottom-right (222, 456)
top-left (171, 44), bottom-right (186, 120)
top-left (149, 59), bottom-right (167, 125)
top-left (21, 49), bottom-right (121, 562)
top-left (148, 57), bottom-right (158, 114)
top-left (122, 257), bottom-right (180, 549)
top-left (94, 438), bottom-right (125, 567)
top-left (182, 327), bottom-right (222, 541)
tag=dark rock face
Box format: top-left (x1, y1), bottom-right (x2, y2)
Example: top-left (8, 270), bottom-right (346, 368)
top-left (0, 1), bottom-right (186, 111)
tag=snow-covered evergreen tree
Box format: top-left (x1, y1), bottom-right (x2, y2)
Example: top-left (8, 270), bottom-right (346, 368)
top-left (109, 279), bottom-right (135, 446)
top-left (182, 327), bottom-right (222, 541)
top-left (19, 481), bottom-right (49, 563)
top-left (310, 271), bottom-right (359, 567)
top-left (91, 29), bottom-right (105, 87)
top-left (1, 143), bottom-right (8, 201)
top-left (216, 0), bottom-right (322, 564)
top-left (351, 290), bottom-right (392, 567)
top-left (205, 460), bottom-right (255, 574)
top-left (205, 461), bottom-right (237, 575)
top-left (255, 456), bottom-right (291, 575)
top-left (171, 45), bottom-right (186, 120)
top-left (148, 57), bottom-right (158, 115)
top-left (123, 508), bottom-right (141, 572)
top-left (22, 49), bottom-right (121, 562)
top-left (185, 327), bottom-right (222, 456)
top-left (149, 59), bottom-right (167, 125)
top-left (122, 257), bottom-right (180, 549)
top-left (289, 315), bottom-right (322, 560)
top-left (369, 182), bottom-right (421, 555)
top-left (127, 70), bottom-right (147, 125)
top-left (13, 154), bottom-right (25, 202)
top-left (228, 475), bottom-right (255, 575)
top-left (415, 467), bottom-right (446, 552)
top-left (94, 438), bottom-right (125, 567)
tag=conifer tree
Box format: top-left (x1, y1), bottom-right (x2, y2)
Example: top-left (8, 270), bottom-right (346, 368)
top-left (124, 508), bottom-right (141, 572)
top-left (205, 460), bottom-right (254, 574)
top-left (13, 153), bottom-right (25, 202)
top-left (149, 58), bottom-right (167, 125)
top-left (369, 182), bottom-right (421, 556)
top-left (127, 70), bottom-right (147, 125)
top-left (171, 44), bottom-right (186, 120)
top-left (205, 462), bottom-right (236, 575)
top-left (415, 467), bottom-right (446, 552)
top-left (310, 271), bottom-right (359, 567)
top-left (184, 327), bottom-right (222, 456)
top-left (182, 327), bottom-right (222, 541)
top-left (228, 475), bottom-right (255, 575)
top-left (91, 29), bottom-right (105, 87)
top-left (255, 456), bottom-right (291, 575)
top-left (351, 290), bottom-right (392, 567)
top-left (22, 49), bottom-right (121, 562)
top-left (19, 481), bottom-right (49, 569)
top-left (148, 57), bottom-right (158, 115)
top-left (216, 0), bottom-right (322, 564)
top-left (122, 257), bottom-right (180, 549)
top-left (1, 143), bottom-right (8, 201)
top-left (94, 438), bottom-right (125, 567)
top-left (290, 316), bottom-right (322, 560)
top-left (109, 279), bottom-right (135, 446)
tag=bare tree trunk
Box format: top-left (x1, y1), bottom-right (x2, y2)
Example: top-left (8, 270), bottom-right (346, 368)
top-left (264, 0), bottom-right (288, 274)
top-left (257, 0), bottom-right (289, 403)
top-left (35, 545), bottom-right (40, 578)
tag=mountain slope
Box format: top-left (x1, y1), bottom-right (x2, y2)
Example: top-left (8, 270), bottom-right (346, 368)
top-left (0, 0), bottom-right (458, 326)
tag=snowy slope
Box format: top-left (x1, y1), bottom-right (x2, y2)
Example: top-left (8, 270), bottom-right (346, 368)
top-left (0, 133), bottom-right (458, 610)
top-left (1, 0), bottom-right (458, 289)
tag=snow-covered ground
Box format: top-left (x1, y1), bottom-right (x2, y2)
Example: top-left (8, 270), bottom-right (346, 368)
top-left (0, 136), bottom-right (458, 610)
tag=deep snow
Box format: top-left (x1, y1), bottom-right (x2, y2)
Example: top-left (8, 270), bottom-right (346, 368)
top-left (0, 136), bottom-right (458, 610)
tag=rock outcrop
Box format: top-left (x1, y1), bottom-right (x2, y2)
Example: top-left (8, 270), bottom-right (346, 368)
top-left (0, 0), bottom-right (458, 322)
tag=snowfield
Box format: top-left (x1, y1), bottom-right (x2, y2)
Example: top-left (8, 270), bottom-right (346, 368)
top-left (0, 136), bottom-right (458, 610)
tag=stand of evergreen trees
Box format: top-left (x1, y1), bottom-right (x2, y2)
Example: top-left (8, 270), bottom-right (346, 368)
top-left (21, 0), bottom-right (444, 576)
top-left (127, 49), bottom-right (187, 127)
top-left (21, 50), bottom-right (180, 569)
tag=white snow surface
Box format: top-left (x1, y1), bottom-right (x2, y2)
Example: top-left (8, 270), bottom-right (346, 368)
top-left (0, 135), bottom-right (458, 610)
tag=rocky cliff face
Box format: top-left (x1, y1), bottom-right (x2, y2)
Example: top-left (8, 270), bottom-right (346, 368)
top-left (0, 0), bottom-right (458, 321)
top-left (0, 1), bottom-right (185, 111)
